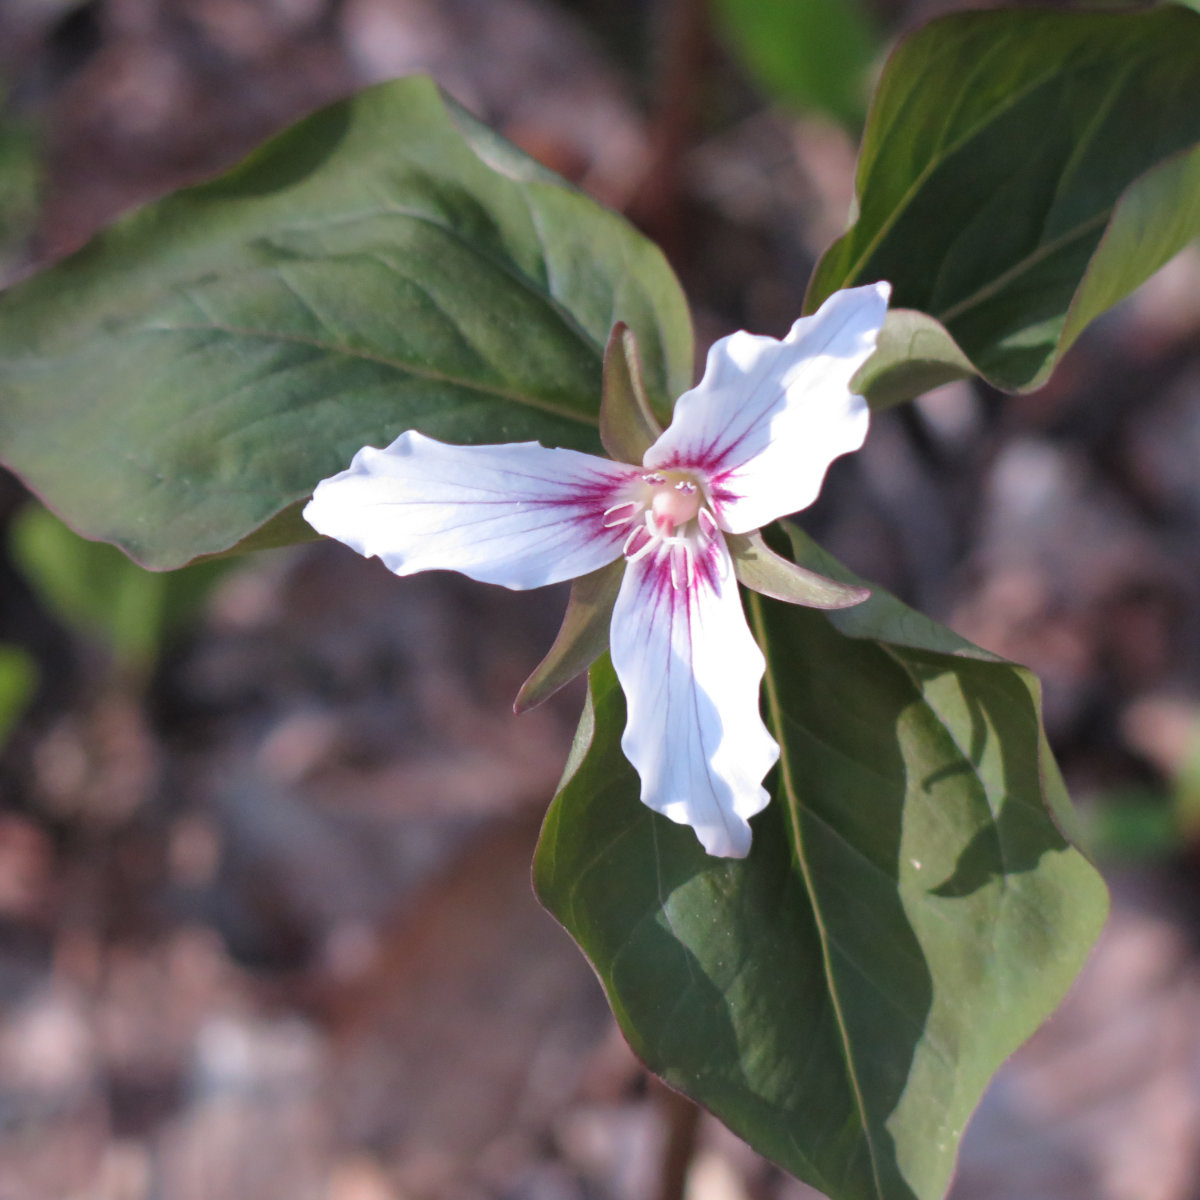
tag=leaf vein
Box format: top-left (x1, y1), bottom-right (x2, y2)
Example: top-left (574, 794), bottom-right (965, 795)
top-left (142, 319), bottom-right (597, 428)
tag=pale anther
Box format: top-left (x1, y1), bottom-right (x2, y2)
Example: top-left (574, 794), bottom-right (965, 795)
top-left (669, 543), bottom-right (695, 591)
top-left (602, 500), bottom-right (638, 528)
top-left (624, 523), bottom-right (656, 563)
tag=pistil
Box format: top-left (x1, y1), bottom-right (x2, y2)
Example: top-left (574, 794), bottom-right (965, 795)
top-left (602, 470), bottom-right (719, 588)
top-left (650, 478), bottom-right (701, 532)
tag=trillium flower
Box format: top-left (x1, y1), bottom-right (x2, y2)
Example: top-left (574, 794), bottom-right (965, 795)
top-left (304, 282), bottom-right (890, 857)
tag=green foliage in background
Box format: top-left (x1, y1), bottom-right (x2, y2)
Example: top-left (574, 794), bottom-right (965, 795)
top-left (711, 0), bottom-right (880, 129)
top-left (0, 85), bottom-right (39, 275)
top-left (11, 505), bottom-right (229, 673)
top-left (0, 645), bottom-right (35, 746)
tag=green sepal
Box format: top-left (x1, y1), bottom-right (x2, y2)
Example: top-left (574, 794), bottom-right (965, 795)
top-left (599, 323), bottom-right (664, 465)
top-left (514, 557), bottom-right (625, 713)
top-left (729, 529), bottom-right (870, 609)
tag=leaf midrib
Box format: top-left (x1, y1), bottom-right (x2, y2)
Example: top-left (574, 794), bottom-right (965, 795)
top-left (839, 53), bottom-right (1067, 290)
top-left (840, 38), bottom-right (1159, 333)
top-left (0, 195), bottom-right (607, 426)
top-left (934, 210), bottom-right (1109, 327)
top-left (141, 318), bottom-right (599, 428)
top-left (749, 590), bottom-right (886, 1200)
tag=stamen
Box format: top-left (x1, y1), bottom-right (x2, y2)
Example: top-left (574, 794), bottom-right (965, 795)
top-left (624, 525), bottom-right (656, 562)
top-left (669, 543), bottom-right (695, 591)
top-left (602, 500), bottom-right (638, 528)
top-left (616, 471), bottom-right (717, 579)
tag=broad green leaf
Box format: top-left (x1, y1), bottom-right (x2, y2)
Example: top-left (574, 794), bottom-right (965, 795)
top-left (535, 526), bottom-right (1107, 1200)
top-left (809, 6), bottom-right (1200, 398)
top-left (11, 504), bottom-right (229, 671)
top-left (711, 0), bottom-right (880, 129)
top-left (0, 77), bottom-right (693, 569)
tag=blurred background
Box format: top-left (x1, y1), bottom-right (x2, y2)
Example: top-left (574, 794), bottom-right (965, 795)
top-left (1, 1), bottom-right (1200, 1197)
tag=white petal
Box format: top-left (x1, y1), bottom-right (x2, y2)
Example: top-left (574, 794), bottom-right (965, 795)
top-left (610, 535), bottom-right (779, 858)
top-left (303, 431), bottom-right (640, 590)
top-left (644, 282), bottom-right (889, 533)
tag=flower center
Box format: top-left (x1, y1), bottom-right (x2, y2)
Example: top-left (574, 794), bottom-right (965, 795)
top-left (602, 470), bottom-right (720, 589)
top-left (646, 471), bottom-right (703, 531)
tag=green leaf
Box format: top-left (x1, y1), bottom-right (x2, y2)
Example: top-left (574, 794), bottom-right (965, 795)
top-left (535, 527), bottom-right (1107, 1200)
top-left (809, 6), bottom-right (1200, 397)
top-left (11, 504), bottom-right (229, 672)
top-left (0, 78), bottom-right (693, 569)
top-left (711, 0), bottom-right (880, 129)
